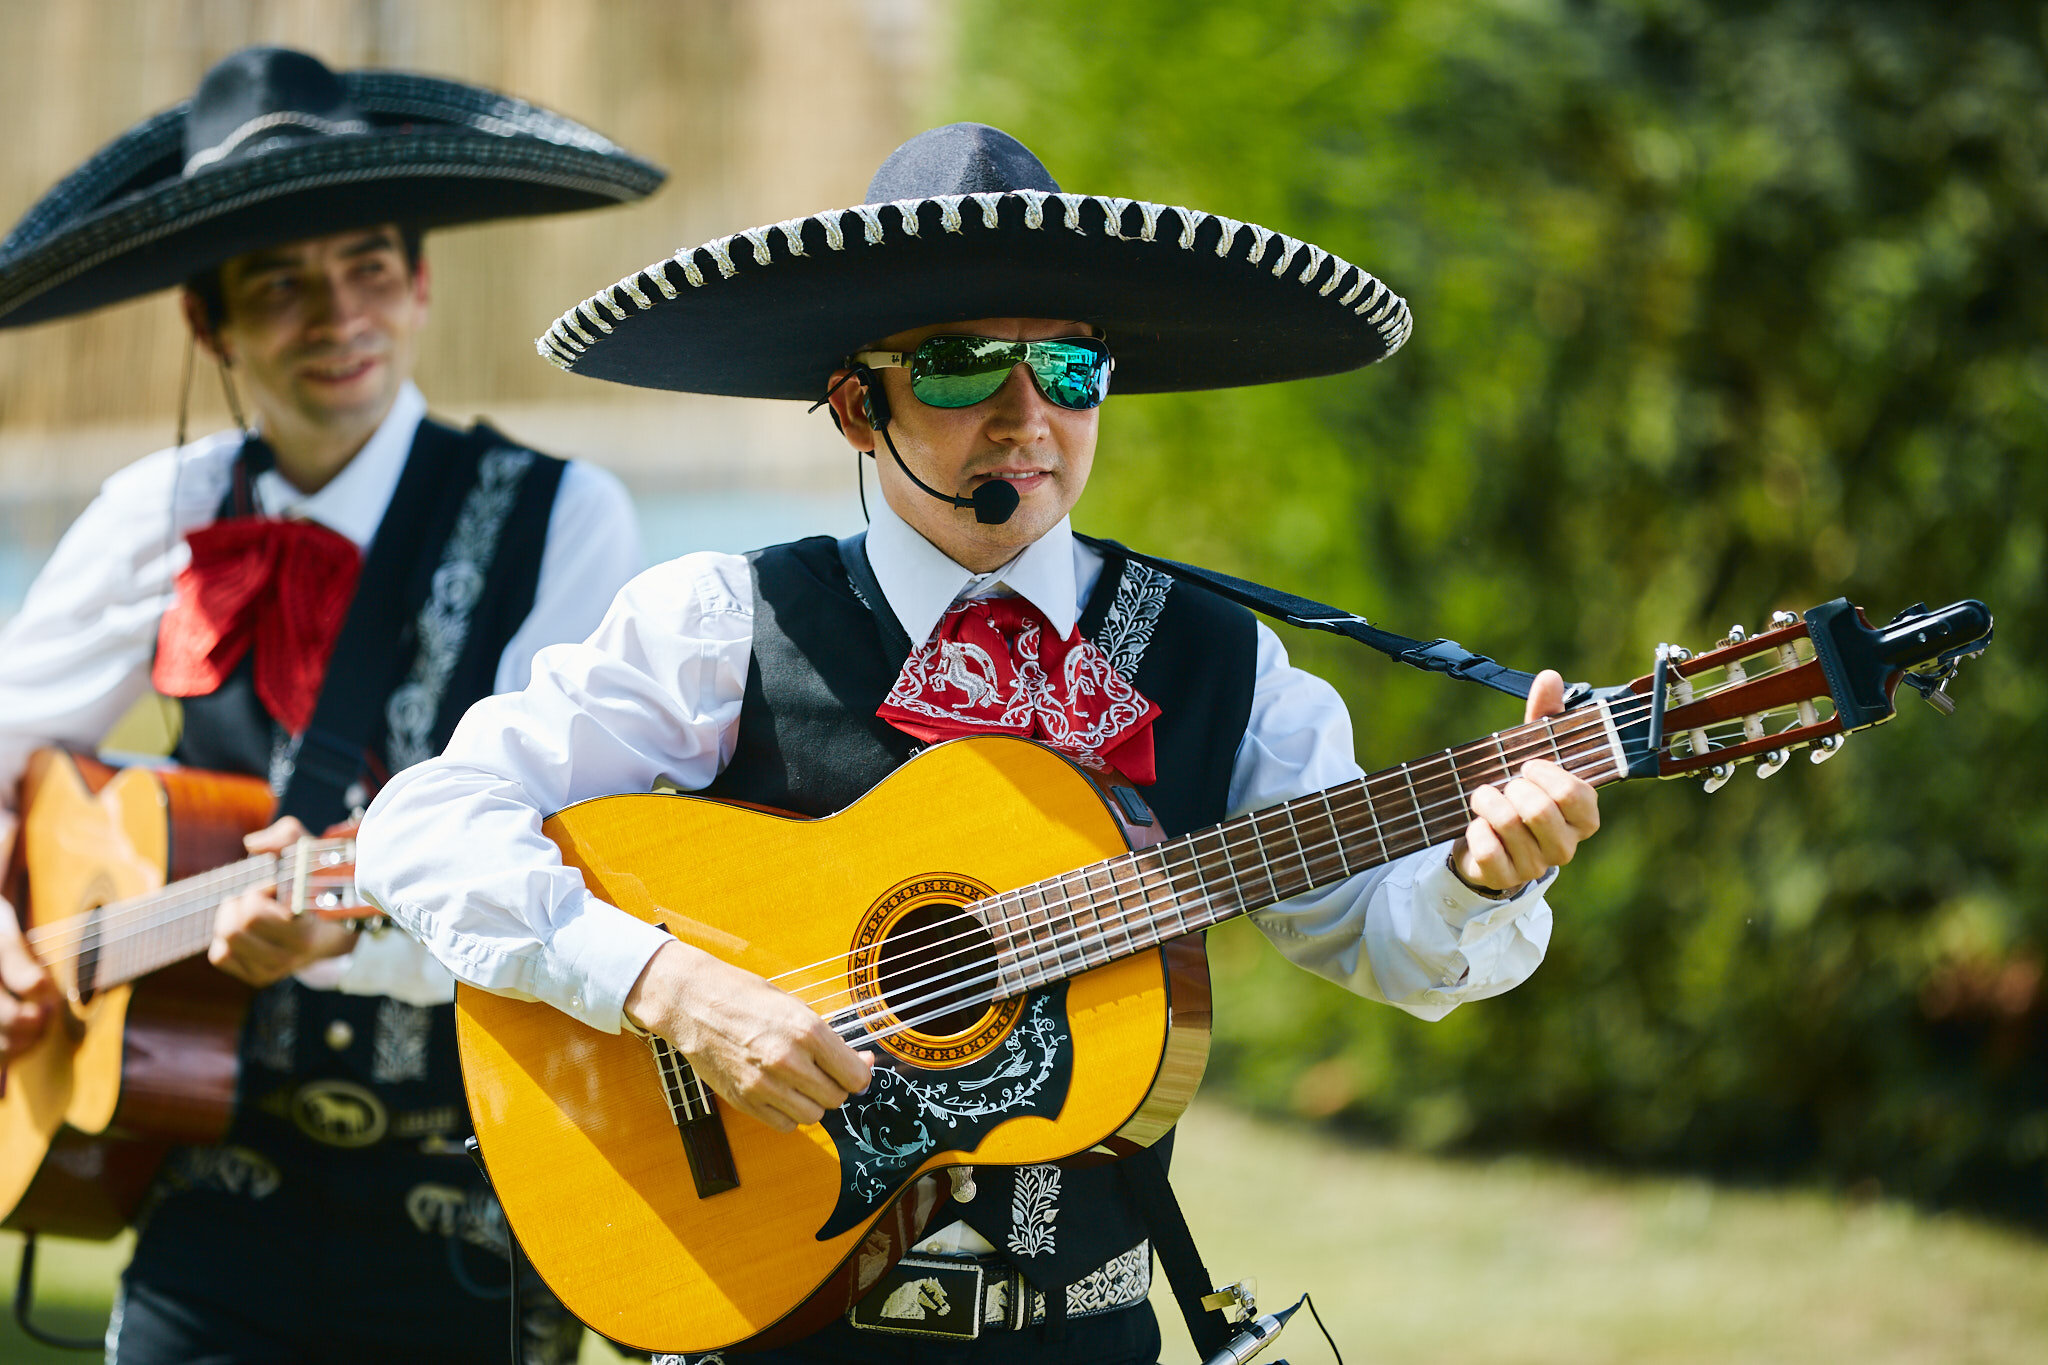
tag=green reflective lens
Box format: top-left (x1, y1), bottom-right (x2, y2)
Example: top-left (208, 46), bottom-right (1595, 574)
top-left (907, 336), bottom-right (1111, 411)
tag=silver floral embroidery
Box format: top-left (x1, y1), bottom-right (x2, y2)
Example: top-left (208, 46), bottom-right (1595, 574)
top-left (1097, 561), bottom-right (1174, 683)
top-left (168, 1144), bottom-right (282, 1200)
top-left (1005, 1163), bottom-right (1061, 1258)
top-left (371, 998), bottom-right (434, 1083)
top-left (249, 984), bottom-right (298, 1071)
top-left (384, 448), bottom-right (537, 770)
top-left (404, 1181), bottom-right (509, 1256)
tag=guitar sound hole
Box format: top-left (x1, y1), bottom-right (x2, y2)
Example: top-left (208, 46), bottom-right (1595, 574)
top-left (876, 903), bottom-right (997, 1038)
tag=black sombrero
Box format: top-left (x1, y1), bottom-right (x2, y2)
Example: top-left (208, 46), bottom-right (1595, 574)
top-left (536, 122), bottom-right (1410, 399)
top-left (0, 46), bottom-right (666, 328)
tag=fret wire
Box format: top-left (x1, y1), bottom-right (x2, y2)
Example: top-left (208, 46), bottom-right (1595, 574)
top-left (1107, 857), bottom-right (1143, 957)
top-left (1245, 807), bottom-right (1282, 906)
top-left (1280, 802), bottom-right (1317, 889)
top-left (1319, 789), bottom-right (1354, 878)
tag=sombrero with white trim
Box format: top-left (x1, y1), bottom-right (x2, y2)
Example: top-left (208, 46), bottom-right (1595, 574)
top-left (537, 122), bottom-right (1409, 398)
top-left (0, 46), bottom-right (665, 328)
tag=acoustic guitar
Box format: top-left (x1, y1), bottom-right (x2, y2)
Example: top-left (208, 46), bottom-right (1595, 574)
top-left (454, 597), bottom-right (1991, 1354)
top-left (0, 749), bottom-right (365, 1238)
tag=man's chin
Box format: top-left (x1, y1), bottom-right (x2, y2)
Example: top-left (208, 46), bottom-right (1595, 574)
top-left (292, 374), bottom-right (395, 426)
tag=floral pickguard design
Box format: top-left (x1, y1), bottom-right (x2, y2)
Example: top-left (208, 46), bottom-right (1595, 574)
top-left (815, 984), bottom-right (1073, 1240)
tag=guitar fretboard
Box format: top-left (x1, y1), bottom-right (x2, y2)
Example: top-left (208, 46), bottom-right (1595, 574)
top-left (984, 703), bottom-right (1628, 995)
top-left (25, 840), bottom-right (355, 992)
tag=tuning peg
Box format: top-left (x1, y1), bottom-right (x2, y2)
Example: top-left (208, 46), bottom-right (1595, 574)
top-left (1718, 624), bottom-right (1749, 649)
top-left (1808, 733), bottom-right (1845, 764)
top-left (1756, 748), bottom-right (1791, 779)
top-left (1903, 672), bottom-right (1958, 715)
top-left (1770, 610), bottom-right (1800, 630)
top-left (1702, 763), bottom-right (1736, 793)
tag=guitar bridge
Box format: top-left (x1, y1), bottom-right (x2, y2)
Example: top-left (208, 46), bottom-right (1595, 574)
top-left (647, 1036), bottom-right (739, 1198)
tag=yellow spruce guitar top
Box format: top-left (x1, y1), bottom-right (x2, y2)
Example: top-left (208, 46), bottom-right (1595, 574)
top-left (453, 598), bottom-right (1989, 1354)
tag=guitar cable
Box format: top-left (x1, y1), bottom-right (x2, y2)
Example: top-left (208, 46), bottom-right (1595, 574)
top-left (13, 1232), bottom-right (106, 1351)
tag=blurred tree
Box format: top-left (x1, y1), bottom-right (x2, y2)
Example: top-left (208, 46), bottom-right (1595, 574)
top-left (948, 0), bottom-right (2048, 1220)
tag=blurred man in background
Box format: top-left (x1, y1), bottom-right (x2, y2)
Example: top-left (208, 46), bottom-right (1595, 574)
top-left (0, 46), bottom-right (661, 1363)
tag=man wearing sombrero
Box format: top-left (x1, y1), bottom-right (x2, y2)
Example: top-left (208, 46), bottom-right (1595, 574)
top-left (0, 47), bottom-right (661, 1363)
top-left (361, 123), bottom-right (1601, 1362)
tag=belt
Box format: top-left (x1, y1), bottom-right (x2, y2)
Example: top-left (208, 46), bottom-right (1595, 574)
top-left (849, 1240), bottom-right (1151, 1340)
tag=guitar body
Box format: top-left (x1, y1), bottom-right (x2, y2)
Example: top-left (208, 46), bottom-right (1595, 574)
top-left (0, 750), bottom-right (272, 1237)
top-left (457, 736), bottom-right (1212, 1354)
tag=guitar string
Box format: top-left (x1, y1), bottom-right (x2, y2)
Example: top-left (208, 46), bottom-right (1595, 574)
top-left (23, 841), bottom-right (355, 963)
top-left (23, 704), bottom-right (1616, 976)
top-left (829, 740), bottom-right (1632, 1051)
top-left (20, 841), bottom-right (355, 956)
top-left (21, 838), bottom-right (354, 946)
top-left (774, 715), bottom-right (1643, 1033)
top-left (660, 661), bottom-right (1809, 1076)
top-left (816, 677), bottom-right (1813, 1044)
top-left (28, 661), bottom-right (1805, 1009)
top-left (27, 680), bottom-right (1752, 1005)
top-left (785, 719), bottom-right (1633, 1036)
top-left (761, 678), bottom-right (1816, 1013)
top-left (756, 705), bottom-right (1634, 1008)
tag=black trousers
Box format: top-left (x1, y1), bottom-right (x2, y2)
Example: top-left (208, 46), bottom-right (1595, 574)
top-left (653, 1302), bottom-right (1161, 1365)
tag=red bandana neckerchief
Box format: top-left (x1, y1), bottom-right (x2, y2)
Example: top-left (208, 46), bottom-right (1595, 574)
top-left (151, 518), bottom-right (363, 736)
top-left (877, 594), bottom-right (1162, 785)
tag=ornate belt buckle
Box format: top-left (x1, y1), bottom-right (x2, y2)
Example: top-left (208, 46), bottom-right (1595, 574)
top-left (848, 1255), bottom-right (986, 1339)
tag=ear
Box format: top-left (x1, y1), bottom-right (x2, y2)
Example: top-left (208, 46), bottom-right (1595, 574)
top-left (411, 253), bottom-right (432, 312)
top-left (825, 368), bottom-right (876, 452)
top-left (179, 289), bottom-right (227, 364)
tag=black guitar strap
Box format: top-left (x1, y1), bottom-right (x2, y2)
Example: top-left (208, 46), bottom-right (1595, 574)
top-left (1078, 535), bottom-right (1563, 703)
top-left (1117, 1146), bottom-right (1237, 1358)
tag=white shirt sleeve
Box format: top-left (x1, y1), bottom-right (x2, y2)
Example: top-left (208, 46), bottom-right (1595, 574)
top-left (316, 459), bottom-right (646, 1004)
top-left (354, 553), bottom-right (756, 1030)
top-left (1234, 622), bottom-right (1554, 1021)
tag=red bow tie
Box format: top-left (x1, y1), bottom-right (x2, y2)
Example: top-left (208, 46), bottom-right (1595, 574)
top-left (152, 518), bottom-right (363, 736)
top-left (877, 594), bottom-right (1161, 785)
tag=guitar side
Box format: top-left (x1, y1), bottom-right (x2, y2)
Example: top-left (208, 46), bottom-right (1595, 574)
top-left (457, 736), bottom-right (1211, 1354)
top-left (0, 751), bottom-right (270, 1238)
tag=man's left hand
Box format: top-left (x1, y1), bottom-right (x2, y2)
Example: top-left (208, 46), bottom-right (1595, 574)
top-left (1451, 669), bottom-right (1602, 895)
top-left (208, 817), bottom-right (358, 987)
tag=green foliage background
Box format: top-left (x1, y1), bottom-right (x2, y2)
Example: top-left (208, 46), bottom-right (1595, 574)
top-left (947, 0), bottom-right (2048, 1219)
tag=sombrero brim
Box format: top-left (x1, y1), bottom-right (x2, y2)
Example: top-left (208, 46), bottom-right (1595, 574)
top-left (0, 72), bottom-right (664, 328)
top-left (537, 192), bottom-right (1411, 399)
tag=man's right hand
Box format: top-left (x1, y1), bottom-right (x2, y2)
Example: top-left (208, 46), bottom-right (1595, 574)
top-left (0, 896), bottom-right (60, 1059)
top-left (624, 938), bottom-right (873, 1134)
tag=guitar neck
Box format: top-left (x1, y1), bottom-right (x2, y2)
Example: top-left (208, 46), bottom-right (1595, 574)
top-left (28, 839), bottom-right (356, 990)
top-left (988, 701), bottom-right (1631, 995)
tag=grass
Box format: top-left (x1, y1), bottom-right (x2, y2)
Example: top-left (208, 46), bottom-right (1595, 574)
top-left (8, 1097), bottom-right (2046, 1363)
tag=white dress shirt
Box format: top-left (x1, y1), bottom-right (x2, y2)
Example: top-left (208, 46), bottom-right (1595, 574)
top-left (0, 382), bottom-right (644, 1003)
top-left (356, 493), bottom-right (1554, 1034)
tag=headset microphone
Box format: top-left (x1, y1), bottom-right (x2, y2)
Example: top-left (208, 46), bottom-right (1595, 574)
top-left (858, 366), bottom-right (1020, 526)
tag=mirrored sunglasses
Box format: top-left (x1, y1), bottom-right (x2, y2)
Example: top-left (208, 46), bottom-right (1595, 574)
top-left (852, 335), bottom-right (1114, 411)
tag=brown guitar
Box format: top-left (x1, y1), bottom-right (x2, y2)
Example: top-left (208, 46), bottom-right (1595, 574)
top-left (0, 749), bottom-right (364, 1238)
top-left (454, 597), bottom-right (1991, 1354)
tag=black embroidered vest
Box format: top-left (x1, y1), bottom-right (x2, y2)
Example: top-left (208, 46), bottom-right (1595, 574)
top-left (175, 418), bottom-right (564, 811)
top-left (703, 534), bottom-right (1256, 1292)
top-left (128, 417), bottom-right (580, 1365)
top-left (153, 416), bottom-right (561, 1203)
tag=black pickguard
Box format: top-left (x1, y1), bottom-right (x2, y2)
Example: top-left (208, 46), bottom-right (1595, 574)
top-left (815, 984), bottom-right (1072, 1241)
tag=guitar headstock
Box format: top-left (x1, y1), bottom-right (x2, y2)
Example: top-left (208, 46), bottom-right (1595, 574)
top-left (1593, 598), bottom-right (1994, 789)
